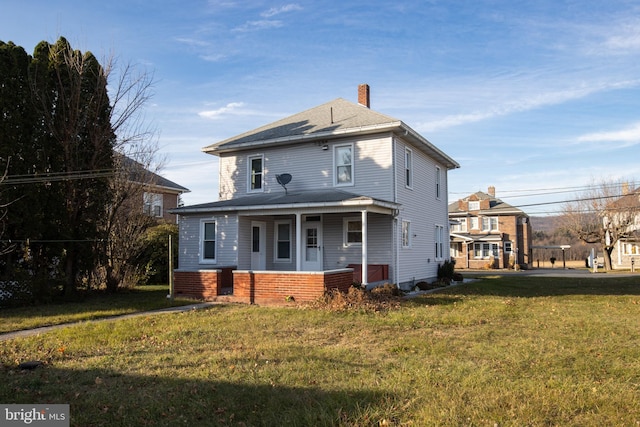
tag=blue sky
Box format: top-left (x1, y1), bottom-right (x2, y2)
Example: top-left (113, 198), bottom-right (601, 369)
top-left (3, 0), bottom-right (640, 215)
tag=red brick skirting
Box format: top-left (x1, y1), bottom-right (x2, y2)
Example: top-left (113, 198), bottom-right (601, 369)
top-left (233, 269), bottom-right (354, 304)
top-left (173, 269), bottom-right (354, 304)
top-left (174, 270), bottom-right (220, 300)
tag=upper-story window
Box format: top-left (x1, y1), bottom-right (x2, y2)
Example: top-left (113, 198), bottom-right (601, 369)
top-left (334, 143), bottom-right (354, 186)
top-left (435, 166), bottom-right (441, 199)
top-left (451, 218), bottom-right (467, 232)
top-left (470, 217), bottom-right (479, 230)
top-left (469, 201), bottom-right (480, 211)
top-left (405, 148), bottom-right (413, 189)
top-left (143, 192), bottom-right (163, 218)
top-left (482, 216), bottom-right (499, 231)
top-left (248, 154), bottom-right (264, 192)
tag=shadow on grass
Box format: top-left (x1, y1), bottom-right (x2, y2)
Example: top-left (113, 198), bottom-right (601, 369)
top-left (1, 364), bottom-right (390, 426)
top-left (430, 275), bottom-right (640, 298)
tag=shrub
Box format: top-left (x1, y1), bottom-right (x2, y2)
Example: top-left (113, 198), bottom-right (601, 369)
top-left (308, 284), bottom-right (403, 312)
top-left (437, 259), bottom-right (456, 281)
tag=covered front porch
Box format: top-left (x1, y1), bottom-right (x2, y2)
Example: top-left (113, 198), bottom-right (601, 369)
top-left (172, 189), bottom-right (400, 303)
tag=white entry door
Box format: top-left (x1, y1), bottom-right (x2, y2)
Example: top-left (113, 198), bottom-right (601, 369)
top-left (302, 216), bottom-right (323, 271)
top-left (251, 221), bottom-right (266, 270)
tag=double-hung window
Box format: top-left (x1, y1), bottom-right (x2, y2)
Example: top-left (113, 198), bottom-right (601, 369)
top-left (334, 144), bottom-right (353, 186)
top-left (274, 221), bottom-right (292, 262)
top-left (201, 220), bottom-right (216, 263)
top-left (143, 192), bottom-right (163, 218)
top-left (405, 148), bottom-right (413, 188)
top-left (402, 220), bottom-right (411, 248)
top-left (248, 154), bottom-right (264, 192)
top-left (435, 225), bottom-right (444, 259)
top-left (343, 217), bottom-right (362, 246)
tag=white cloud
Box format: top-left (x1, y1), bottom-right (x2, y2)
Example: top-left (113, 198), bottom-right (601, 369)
top-left (577, 122), bottom-right (640, 145)
top-left (198, 102), bottom-right (246, 119)
top-left (232, 20), bottom-right (283, 32)
top-left (261, 4), bottom-right (302, 18)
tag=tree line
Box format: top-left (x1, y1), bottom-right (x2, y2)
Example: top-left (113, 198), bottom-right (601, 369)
top-left (0, 38), bottom-right (175, 305)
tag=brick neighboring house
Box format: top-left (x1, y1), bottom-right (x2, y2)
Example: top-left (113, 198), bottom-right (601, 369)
top-left (120, 155), bottom-right (190, 224)
top-left (170, 84), bottom-right (459, 304)
top-left (449, 186), bottom-right (532, 269)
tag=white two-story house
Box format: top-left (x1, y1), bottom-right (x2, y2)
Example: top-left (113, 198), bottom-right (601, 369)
top-left (171, 85), bottom-right (459, 304)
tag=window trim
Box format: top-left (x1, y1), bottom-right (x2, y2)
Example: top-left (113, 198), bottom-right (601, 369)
top-left (334, 143), bottom-right (354, 187)
top-left (200, 219), bottom-right (217, 264)
top-left (402, 220), bottom-right (411, 248)
top-left (405, 147), bottom-right (413, 189)
top-left (435, 166), bottom-right (441, 199)
top-left (247, 154), bottom-right (264, 193)
top-left (470, 217), bottom-right (479, 230)
top-left (143, 192), bottom-right (163, 218)
top-left (274, 220), bottom-right (292, 263)
top-left (469, 201), bottom-right (480, 211)
top-left (435, 224), bottom-right (445, 260)
top-left (343, 217), bottom-right (362, 247)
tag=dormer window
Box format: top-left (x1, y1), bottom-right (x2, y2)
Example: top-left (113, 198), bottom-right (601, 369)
top-left (248, 155), bottom-right (264, 192)
top-left (334, 143), bottom-right (353, 186)
top-left (469, 201), bottom-right (480, 211)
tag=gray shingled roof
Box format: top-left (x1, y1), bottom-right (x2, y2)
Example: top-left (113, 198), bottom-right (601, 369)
top-left (202, 98), bottom-right (459, 170)
top-left (448, 191), bottom-right (526, 215)
top-left (171, 188), bottom-right (398, 214)
top-left (120, 154), bottom-right (190, 193)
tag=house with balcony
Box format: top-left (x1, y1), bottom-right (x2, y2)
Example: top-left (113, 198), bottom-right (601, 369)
top-left (449, 186), bottom-right (532, 269)
top-left (171, 85), bottom-right (459, 304)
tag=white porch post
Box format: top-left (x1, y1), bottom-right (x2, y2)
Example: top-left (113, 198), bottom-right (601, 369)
top-left (296, 212), bottom-right (302, 271)
top-left (361, 209), bottom-right (368, 286)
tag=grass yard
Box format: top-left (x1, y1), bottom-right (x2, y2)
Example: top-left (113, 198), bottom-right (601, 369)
top-left (1, 276), bottom-right (639, 426)
top-left (0, 285), bottom-right (193, 334)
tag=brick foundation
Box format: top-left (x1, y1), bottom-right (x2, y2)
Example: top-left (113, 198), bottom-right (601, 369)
top-left (174, 270), bottom-right (220, 300)
top-left (233, 269), bottom-right (354, 304)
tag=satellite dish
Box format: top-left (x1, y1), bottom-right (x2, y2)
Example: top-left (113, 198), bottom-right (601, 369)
top-left (276, 173), bottom-right (292, 194)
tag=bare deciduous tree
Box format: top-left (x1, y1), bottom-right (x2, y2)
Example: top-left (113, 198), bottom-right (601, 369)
top-left (561, 179), bottom-right (640, 270)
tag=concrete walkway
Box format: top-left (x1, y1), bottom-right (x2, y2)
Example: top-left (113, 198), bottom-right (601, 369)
top-left (0, 302), bottom-right (218, 342)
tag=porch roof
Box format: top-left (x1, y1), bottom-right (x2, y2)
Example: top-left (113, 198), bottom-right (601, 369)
top-left (170, 188), bottom-right (400, 215)
top-left (450, 233), bottom-right (504, 243)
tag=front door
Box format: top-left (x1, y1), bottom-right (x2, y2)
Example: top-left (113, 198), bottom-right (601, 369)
top-left (302, 216), bottom-right (323, 271)
top-left (251, 221), bottom-right (266, 270)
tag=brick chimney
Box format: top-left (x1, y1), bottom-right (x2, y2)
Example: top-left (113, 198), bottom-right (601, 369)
top-left (488, 186), bottom-right (496, 197)
top-left (358, 84), bottom-right (370, 108)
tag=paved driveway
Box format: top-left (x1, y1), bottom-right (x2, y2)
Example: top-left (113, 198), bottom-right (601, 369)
top-left (464, 268), bottom-right (640, 279)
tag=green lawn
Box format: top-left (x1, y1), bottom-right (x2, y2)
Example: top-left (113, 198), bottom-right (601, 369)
top-left (1, 276), bottom-right (639, 426)
top-left (0, 285), bottom-right (193, 333)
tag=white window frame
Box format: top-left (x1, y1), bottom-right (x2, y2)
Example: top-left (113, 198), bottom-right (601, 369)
top-left (473, 242), bottom-right (499, 259)
top-left (143, 192), bottom-right (163, 218)
top-left (435, 166), bottom-right (441, 199)
top-left (343, 217), bottom-right (362, 247)
top-left (200, 219), bottom-right (217, 264)
top-left (622, 243), bottom-right (640, 255)
top-left (274, 220), bottom-right (292, 262)
top-left (451, 218), bottom-right (467, 233)
top-left (469, 201), bottom-right (480, 211)
top-left (334, 143), bottom-right (354, 187)
top-left (470, 217), bottom-right (479, 230)
top-left (402, 220), bottom-right (411, 248)
top-left (405, 147), bottom-right (413, 189)
top-left (450, 242), bottom-right (461, 258)
top-left (482, 216), bottom-right (499, 231)
top-left (435, 225), bottom-right (444, 260)
top-left (247, 154), bottom-right (264, 193)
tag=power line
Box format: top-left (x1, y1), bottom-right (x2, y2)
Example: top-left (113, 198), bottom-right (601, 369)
top-left (1, 169), bottom-right (115, 185)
